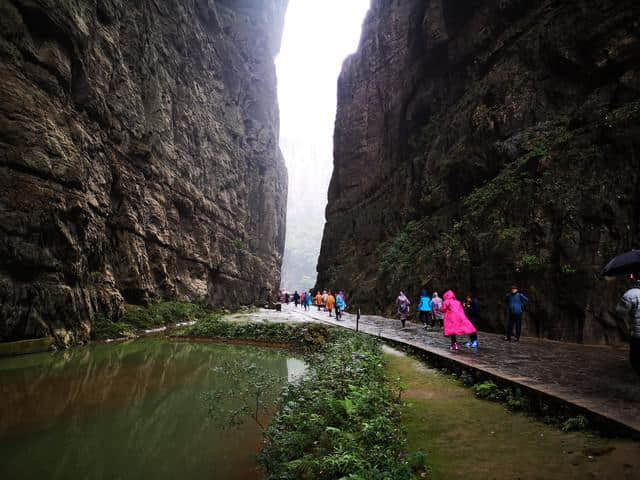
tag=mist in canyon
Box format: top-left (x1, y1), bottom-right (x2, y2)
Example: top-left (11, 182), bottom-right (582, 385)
top-left (277, 0), bottom-right (370, 292)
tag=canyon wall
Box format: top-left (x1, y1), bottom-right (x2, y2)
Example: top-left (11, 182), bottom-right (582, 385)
top-left (317, 0), bottom-right (640, 344)
top-left (0, 0), bottom-right (288, 344)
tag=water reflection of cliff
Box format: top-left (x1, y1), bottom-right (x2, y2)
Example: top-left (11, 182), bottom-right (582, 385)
top-left (0, 339), bottom-right (297, 480)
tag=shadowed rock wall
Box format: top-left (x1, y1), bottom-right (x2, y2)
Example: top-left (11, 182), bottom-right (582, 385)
top-left (0, 0), bottom-right (288, 344)
top-left (317, 0), bottom-right (640, 344)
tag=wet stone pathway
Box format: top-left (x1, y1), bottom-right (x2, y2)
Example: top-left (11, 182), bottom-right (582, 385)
top-left (241, 304), bottom-right (640, 436)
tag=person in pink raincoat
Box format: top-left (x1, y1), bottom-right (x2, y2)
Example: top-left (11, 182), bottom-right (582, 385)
top-left (441, 290), bottom-right (479, 351)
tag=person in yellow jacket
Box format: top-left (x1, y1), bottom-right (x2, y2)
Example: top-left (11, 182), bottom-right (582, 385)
top-left (326, 291), bottom-right (336, 317)
top-left (315, 291), bottom-right (323, 311)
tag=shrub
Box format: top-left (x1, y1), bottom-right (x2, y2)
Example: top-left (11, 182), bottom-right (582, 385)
top-left (561, 415), bottom-right (589, 432)
top-left (122, 301), bottom-right (207, 329)
top-left (473, 381), bottom-right (504, 401)
top-left (179, 316), bottom-right (331, 352)
top-left (91, 314), bottom-right (136, 340)
top-left (260, 331), bottom-right (413, 480)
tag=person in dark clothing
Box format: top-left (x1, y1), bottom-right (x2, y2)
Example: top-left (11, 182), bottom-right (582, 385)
top-left (463, 295), bottom-right (480, 328)
top-left (505, 285), bottom-right (528, 342)
top-left (293, 290), bottom-right (300, 307)
top-left (285, 292), bottom-right (290, 304)
top-left (616, 273), bottom-right (640, 376)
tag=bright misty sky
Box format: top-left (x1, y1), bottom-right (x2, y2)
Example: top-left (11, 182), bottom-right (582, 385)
top-left (276, 0), bottom-right (370, 290)
top-left (277, 0), bottom-right (370, 143)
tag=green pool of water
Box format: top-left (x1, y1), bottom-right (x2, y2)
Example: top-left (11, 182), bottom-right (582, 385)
top-left (0, 338), bottom-right (306, 480)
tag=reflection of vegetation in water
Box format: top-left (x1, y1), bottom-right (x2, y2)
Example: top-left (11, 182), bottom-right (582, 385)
top-left (202, 357), bottom-right (287, 436)
top-left (0, 339), bottom-right (295, 480)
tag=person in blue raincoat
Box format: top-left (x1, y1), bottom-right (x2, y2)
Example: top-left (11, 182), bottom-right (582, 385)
top-left (335, 293), bottom-right (346, 321)
top-left (417, 290), bottom-right (433, 329)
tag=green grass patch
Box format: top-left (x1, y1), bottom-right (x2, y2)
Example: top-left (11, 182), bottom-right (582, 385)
top-left (91, 314), bottom-right (136, 340)
top-left (178, 316), bottom-right (331, 352)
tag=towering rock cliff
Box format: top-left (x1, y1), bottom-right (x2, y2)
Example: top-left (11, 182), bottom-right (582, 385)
top-left (0, 0), bottom-right (288, 344)
top-left (318, 0), bottom-right (640, 344)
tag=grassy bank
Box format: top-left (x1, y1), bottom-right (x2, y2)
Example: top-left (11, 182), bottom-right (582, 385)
top-left (384, 347), bottom-right (640, 480)
top-left (176, 312), bottom-right (420, 479)
top-left (91, 301), bottom-right (209, 340)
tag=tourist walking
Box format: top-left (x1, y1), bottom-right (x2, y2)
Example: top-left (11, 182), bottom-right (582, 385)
top-left (326, 291), bottom-right (336, 317)
top-left (616, 272), bottom-right (640, 376)
top-left (396, 291), bottom-right (411, 328)
top-left (315, 290), bottom-right (323, 311)
top-left (505, 285), bottom-right (528, 342)
top-left (418, 290), bottom-right (433, 329)
top-left (431, 292), bottom-right (444, 328)
top-left (441, 290), bottom-right (478, 351)
top-left (335, 293), bottom-right (346, 321)
top-left (293, 290), bottom-right (300, 307)
top-left (304, 290), bottom-right (313, 311)
top-left (322, 290), bottom-right (328, 310)
top-left (464, 294), bottom-right (480, 328)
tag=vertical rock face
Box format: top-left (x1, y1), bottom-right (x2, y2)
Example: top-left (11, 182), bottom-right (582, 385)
top-left (0, 0), bottom-right (288, 344)
top-left (318, 0), bottom-right (640, 344)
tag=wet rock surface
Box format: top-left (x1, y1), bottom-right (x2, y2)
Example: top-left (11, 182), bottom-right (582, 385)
top-left (267, 304), bottom-right (640, 435)
top-left (316, 0), bottom-right (640, 344)
top-left (0, 0), bottom-right (288, 344)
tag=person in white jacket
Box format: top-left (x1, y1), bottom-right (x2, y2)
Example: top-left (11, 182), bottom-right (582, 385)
top-left (616, 273), bottom-right (640, 376)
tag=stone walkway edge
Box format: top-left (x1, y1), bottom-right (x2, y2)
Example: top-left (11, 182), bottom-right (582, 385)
top-left (265, 305), bottom-right (640, 439)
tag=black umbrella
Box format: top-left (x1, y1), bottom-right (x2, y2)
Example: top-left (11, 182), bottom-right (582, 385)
top-left (601, 250), bottom-right (640, 277)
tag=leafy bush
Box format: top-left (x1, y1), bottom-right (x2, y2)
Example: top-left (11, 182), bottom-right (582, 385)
top-left (561, 415), bottom-right (589, 432)
top-left (179, 316), bottom-right (331, 351)
top-left (260, 331), bottom-right (414, 480)
top-left (91, 314), bottom-right (136, 340)
top-left (505, 387), bottom-right (531, 412)
top-left (473, 381), bottom-right (504, 401)
top-left (122, 301), bottom-right (207, 329)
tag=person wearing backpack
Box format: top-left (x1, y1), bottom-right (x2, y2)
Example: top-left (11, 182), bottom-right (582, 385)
top-left (417, 290), bottom-right (433, 329)
top-left (431, 292), bottom-right (444, 329)
top-left (616, 272), bottom-right (640, 376)
top-left (505, 285), bottom-right (528, 342)
top-left (396, 291), bottom-right (411, 328)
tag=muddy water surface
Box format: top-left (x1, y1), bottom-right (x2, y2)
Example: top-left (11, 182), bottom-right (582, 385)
top-left (0, 339), bottom-right (305, 480)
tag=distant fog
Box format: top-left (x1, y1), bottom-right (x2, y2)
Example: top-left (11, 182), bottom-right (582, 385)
top-left (277, 0), bottom-right (370, 292)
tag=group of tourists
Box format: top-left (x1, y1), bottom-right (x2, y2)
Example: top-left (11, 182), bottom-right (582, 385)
top-left (312, 289), bottom-right (347, 320)
top-left (396, 285), bottom-right (529, 352)
top-left (278, 288), bottom-right (347, 320)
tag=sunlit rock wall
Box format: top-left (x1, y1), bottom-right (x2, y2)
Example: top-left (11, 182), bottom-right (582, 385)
top-left (0, 0), bottom-right (288, 344)
top-left (317, 0), bottom-right (640, 344)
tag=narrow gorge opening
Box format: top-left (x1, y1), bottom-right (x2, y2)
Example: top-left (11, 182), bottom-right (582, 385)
top-left (276, 0), bottom-right (370, 293)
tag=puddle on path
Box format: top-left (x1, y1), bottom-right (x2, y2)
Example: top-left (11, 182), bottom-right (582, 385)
top-left (384, 346), bottom-right (640, 480)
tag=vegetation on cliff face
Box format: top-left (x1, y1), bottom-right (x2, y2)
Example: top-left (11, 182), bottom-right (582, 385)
top-left (317, 0), bottom-right (640, 344)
